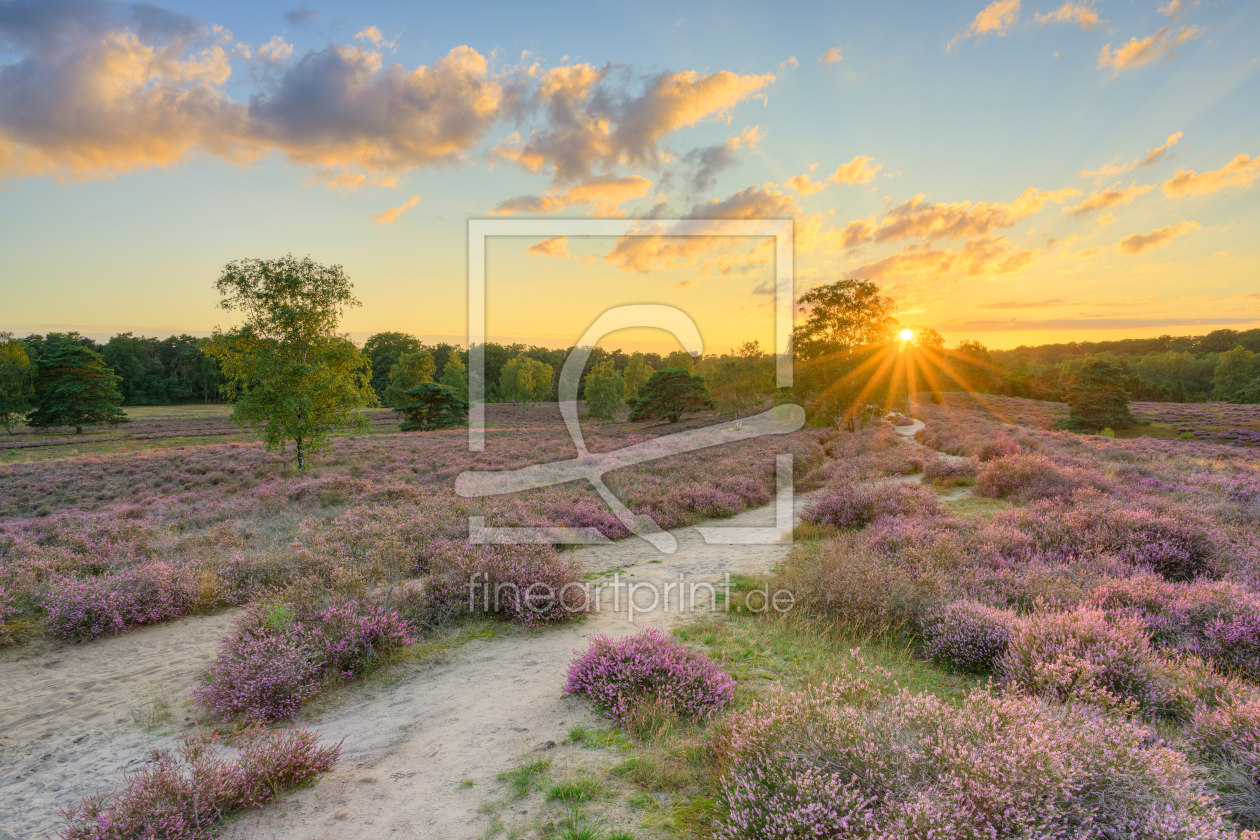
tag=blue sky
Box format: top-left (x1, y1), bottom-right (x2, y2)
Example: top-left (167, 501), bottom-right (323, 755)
top-left (1, 0), bottom-right (1257, 353)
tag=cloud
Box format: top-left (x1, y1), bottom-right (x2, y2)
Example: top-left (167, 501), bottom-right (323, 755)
top-left (661, 125), bottom-right (762, 195)
top-left (526, 235), bottom-right (569, 257)
top-left (1116, 220), bottom-right (1200, 254)
top-left (1075, 246), bottom-right (1106, 258)
top-left (494, 64), bottom-right (774, 186)
top-left (284, 6), bottom-right (318, 25)
top-left (302, 169), bottom-right (399, 191)
top-left (843, 235), bottom-right (1039, 281)
top-left (1162, 154), bottom-right (1260, 197)
top-left (491, 174), bottom-right (652, 216)
top-left (787, 155), bottom-right (882, 195)
top-left (370, 195), bottom-right (418, 225)
top-left (1062, 182), bottom-right (1153, 217)
top-left (256, 35), bottom-right (293, 63)
top-left (0, 4), bottom-right (774, 192)
top-left (836, 186), bottom-right (1079, 248)
top-left (978, 299), bottom-right (1064, 309)
top-left (1080, 132), bottom-right (1183, 182)
top-left (820, 48), bottom-right (842, 65)
top-left (603, 185), bottom-right (799, 273)
top-left (780, 56), bottom-right (798, 69)
top-left (1033, 2), bottom-right (1103, 30)
top-left (1158, 0), bottom-right (1185, 19)
top-left (949, 0), bottom-right (1021, 50)
top-left (1097, 25), bottom-right (1202, 72)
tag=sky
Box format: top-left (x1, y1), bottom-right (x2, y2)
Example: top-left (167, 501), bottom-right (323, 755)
top-left (0, 0), bottom-right (1257, 355)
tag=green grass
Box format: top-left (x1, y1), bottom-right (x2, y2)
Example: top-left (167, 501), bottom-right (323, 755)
top-left (498, 757), bottom-right (551, 799)
top-left (545, 772), bottom-right (604, 803)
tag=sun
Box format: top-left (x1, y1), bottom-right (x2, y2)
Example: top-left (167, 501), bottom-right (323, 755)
top-left (900, 328), bottom-right (914, 341)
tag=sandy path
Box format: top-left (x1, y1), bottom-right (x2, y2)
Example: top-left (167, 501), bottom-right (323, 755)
top-left (0, 419), bottom-right (940, 839)
top-left (0, 613), bottom-right (238, 840)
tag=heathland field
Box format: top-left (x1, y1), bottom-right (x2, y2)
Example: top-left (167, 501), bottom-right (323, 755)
top-left (3, 395), bottom-right (1260, 839)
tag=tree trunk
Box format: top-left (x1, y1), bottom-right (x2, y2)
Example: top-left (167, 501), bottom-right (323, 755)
top-left (76, 426), bottom-right (83, 434)
top-left (295, 437), bottom-right (305, 470)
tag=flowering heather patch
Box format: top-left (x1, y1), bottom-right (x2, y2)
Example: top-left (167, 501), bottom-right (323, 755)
top-left (0, 584), bottom-right (16, 644)
top-left (424, 540), bottom-right (587, 627)
top-left (564, 629), bottom-right (735, 724)
top-left (998, 606), bottom-right (1156, 706)
top-left (42, 563), bottom-right (200, 641)
top-left (921, 454), bottom-right (980, 483)
top-left (975, 431), bottom-right (1022, 462)
top-left (59, 725), bottom-right (339, 840)
top-left (714, 662), bottom-right (1237, 840)
top-left (195, 596), bottom-right (414, 722)
top-left (921, 599), bottom-right (1017, 673)
top-left (974, 453), bottom-right (1102, 502)
top-left (1204, 609), bottom-right (1260, 680)
top-left (803, 481), bottom-right (942, 529)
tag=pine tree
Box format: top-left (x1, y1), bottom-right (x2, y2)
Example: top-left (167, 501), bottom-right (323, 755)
top-left (398, 382), bottom-right (468, 431)
top-left (27, 339), bottom-right (130, 433)
top-left (627, 368), bottom-right (714, 423)
top-left (1064, 360), bottom-right (1135, 433)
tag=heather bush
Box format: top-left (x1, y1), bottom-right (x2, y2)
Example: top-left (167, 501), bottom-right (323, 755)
top-left (921, 599), bottom-right (1017, 673)
top-left (974, 453), bottom-right (1094, 501)
top-left (922, 455), bottom-right (980, 484)
top-left (998, 606), bottom-right (1156, 707)
top-left (975, 431), bottom-right (1021, 462)
top-left (0, 584), bottom-right (16, 644)
top-left (422, 540), bottom-right (587, 627)
top-left (1190, 691), bottom-right (1260, 827)
top-left (1204, 609), bottom-right (1260, 680)
top-left (195, 595), bottom-right (414, 722)
top-left (715, 663), bottom-right (1236, 840)
top-left (803, 481), bottom-right (942, 529)
top-left (59, 725), bottom-right (339, 839)
top-left (564, 629), bottom-right (735, 724)
top-left (42, 563), bottom-right (201, 641)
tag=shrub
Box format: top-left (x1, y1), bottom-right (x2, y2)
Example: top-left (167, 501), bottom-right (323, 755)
top-left (974, 453), bottom-right (1088, 502)
top-left (42, 564), bottom-right (198, 641)
top-left (425, 541), bottom-right (588, 627)
top-left (975, 432), bottom-right (1021, 462)
top-left (922, 456), bottom-right (980, 484)
top-left (714, 664), bottom-right (1233, 840)
top-left (1189, 692), bottom-right (1260, 827)
top-left (803, 481), bottom-right (942, 529)
top-left (59, 725), bottom-right (339, 839)
top-left (921, 599), bottom-right (1017, 673)
top-left (0, 584), bottom-right (16, 645)
top-left (564, 629), bottom-right (735, 724)
top-left (998, 606), bottom-right (1155, 707)
top-left (1203, 609), bottom-right (1260, 681)
top-left (194, 596), bottom-right (414, 722)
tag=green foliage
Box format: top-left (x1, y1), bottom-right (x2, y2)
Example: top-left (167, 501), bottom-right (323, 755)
top-left (381, 350), bottom-right (436, 411)
top-left (627, 368), bottom-right (714, 423)
top-left (0, 332), bottom-right (35, 434)
top-left (664, 350), bottom-right (696, 372)
top-left (622, 353), bottom-right (652, 400)
top-left (583, 359), bottom-right (623, 420)
top-left (438, 349), bottom-right (469, 401)
top-left (398, 382), bottom-right (468, 431)
top-left (26, 337), bottom-right (130, 432)
top-left (362, 331), bottom-right (426, 400)
top-left (697, 340), bottom-right (771, 416)
top-left (1064, 360), bottom-right (1135, 433)
top-left (1212, 344), bottom-right (1257, 401)
top-left (499, 355), bottom-right (553, 405)
top-left (203, 254), bottom-right (377, 470)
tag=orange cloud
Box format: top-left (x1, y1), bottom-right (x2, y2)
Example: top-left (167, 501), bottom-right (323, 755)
top-left (1116, 220), bottom-right (1200, 254)
top-left (949, 0), bottom-right (1021, 50)
top-left (1162, 154), bottom-right (1260, 197)
top-left (603, 185), bottom-right (798, 273)
top-left (820, 48), bottom-right (843, 65)
top-left (837, 186), bottom-right (1079, 248)
top-left (491, 175), bottom-right (652, 216)
top-left (1081, 132), bottom-right (1183, 182)
top-left (844, 235), bottom-right (1039, 281)
top-left (526, 236), bottom-right (569, 258)
top-left (1062, 182), bottom-right (1153, 218)
top-left (1158, 0), bottom-right (1185, 18)
top-left (302, 170), bottom-right (400, 191)
top-left (1034, 3), bottom-right (1103, 30)
top-left (787, 155), bottom-right (882, 195)
top-left (1097, 25), bottom-right (1201, 72)
top-left (370, 195), bottom-right (419, 225)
